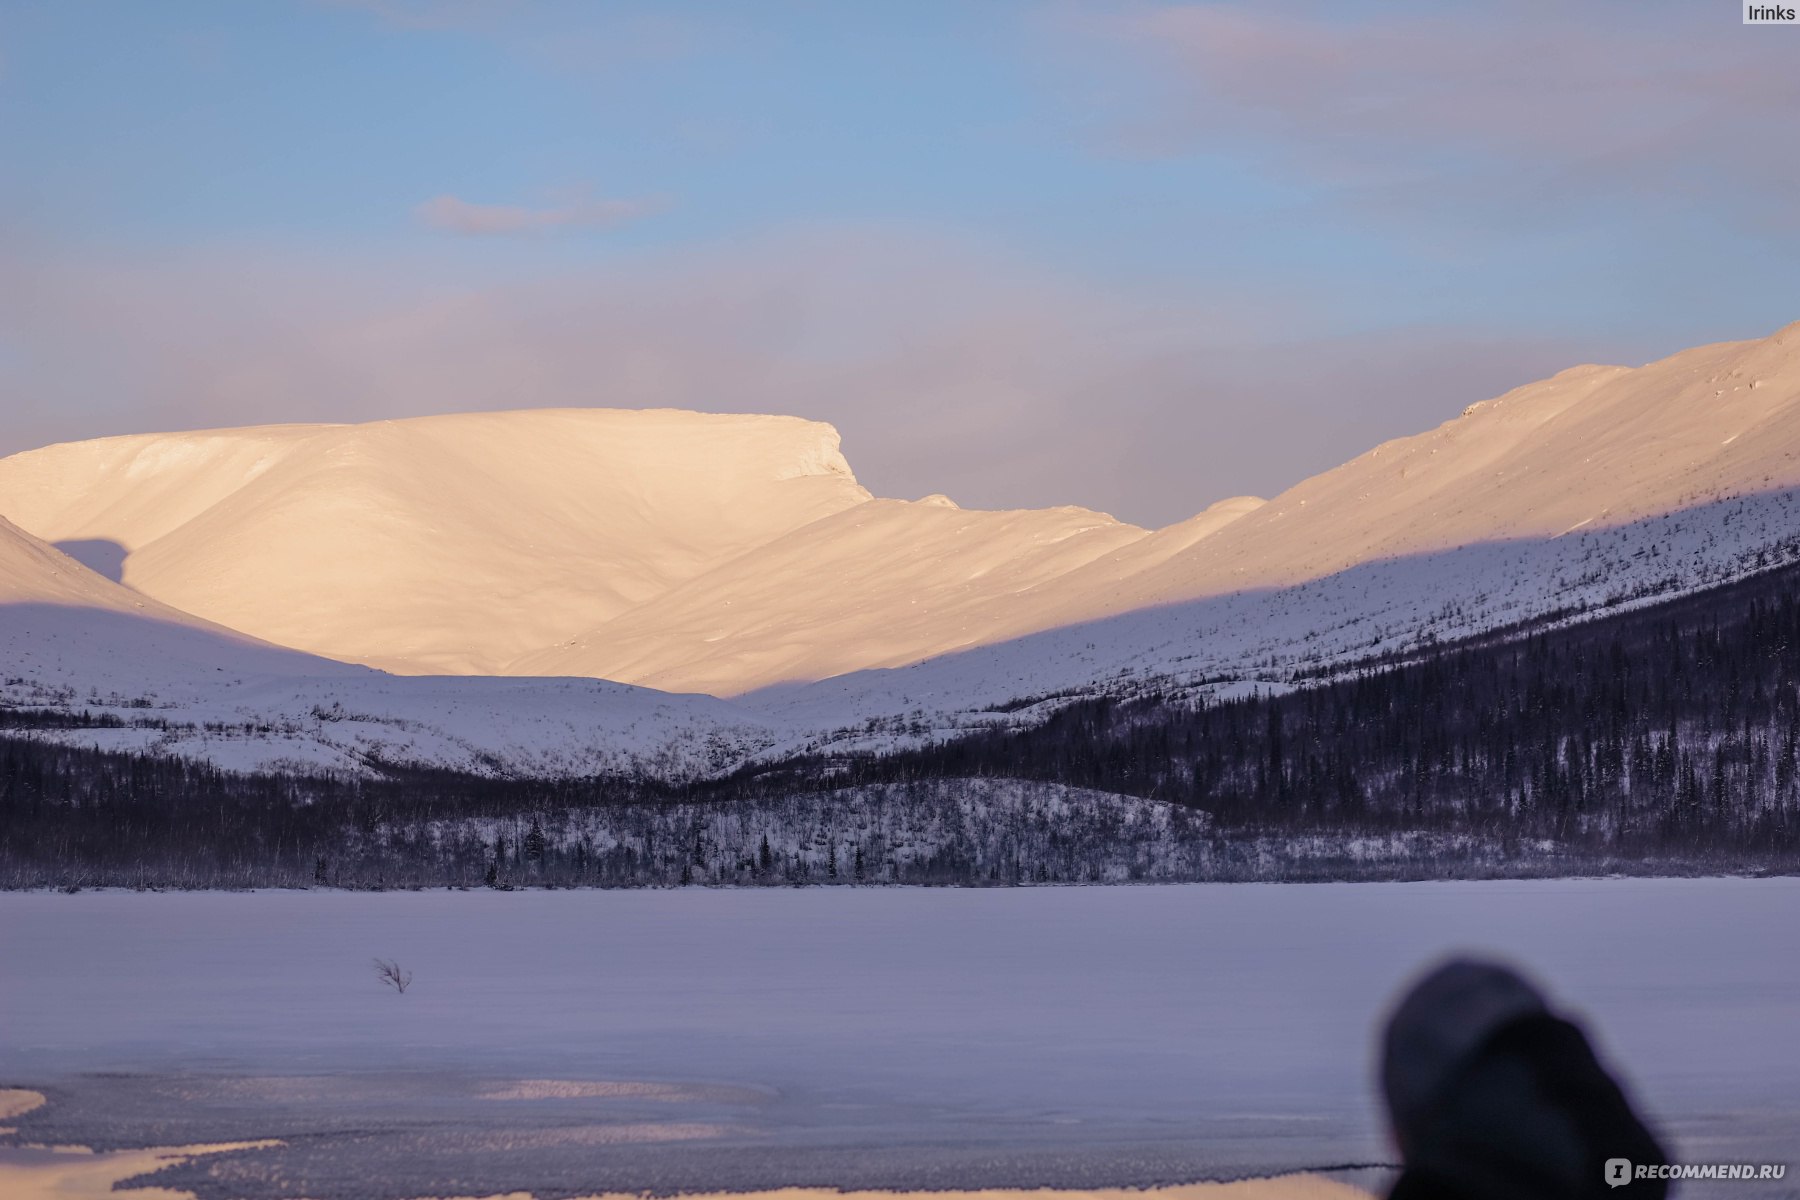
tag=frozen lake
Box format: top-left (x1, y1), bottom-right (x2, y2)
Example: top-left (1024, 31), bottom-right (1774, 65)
top-left (2, 880), bottom-right (1797, 1199)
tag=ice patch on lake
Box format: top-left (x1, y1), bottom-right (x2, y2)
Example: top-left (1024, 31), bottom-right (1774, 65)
top-left (0, 1139), bottom-right (279, 1200)
top-left (477, 1081), bottom-right (769, 1104)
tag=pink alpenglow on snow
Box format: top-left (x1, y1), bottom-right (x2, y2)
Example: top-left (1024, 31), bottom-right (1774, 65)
top-left (4, 323), bottom-right (1800, 776)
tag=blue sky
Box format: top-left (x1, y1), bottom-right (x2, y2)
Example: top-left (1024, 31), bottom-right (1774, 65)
top-left (4, 0), bottom-right (1797, 525)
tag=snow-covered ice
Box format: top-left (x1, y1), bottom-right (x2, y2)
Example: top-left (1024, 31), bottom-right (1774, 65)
top-left (2, 879), bottom-right (1796, 1198)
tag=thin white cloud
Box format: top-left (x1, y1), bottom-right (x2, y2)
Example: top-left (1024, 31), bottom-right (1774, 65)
top-left (415, 189), bottom-right (666, 236)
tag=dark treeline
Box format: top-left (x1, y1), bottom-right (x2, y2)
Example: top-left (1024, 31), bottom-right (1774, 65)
top-left (0, 737), bottom-right (654, 888)
top-left (5, 563), bottom-right (1800, 888)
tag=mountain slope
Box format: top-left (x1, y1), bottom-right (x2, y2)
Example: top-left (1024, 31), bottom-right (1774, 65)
top-left (510, 494), bottom-right (1270, 694)
top-left (0, 515), bottom-right (777, 779)
top-left (744, 486), bottom-right (1800, 761)
top-left (0, 511), bottom-right (334, 671)
top-left (844, 554), bottom-right (1800, 864)
top-left (1078, 326), bottom-right (1800, 616)
top-left (0, 512), bottom-right (173, 611)
top-left (510, 496), bottom-right (1153, 693)
top-left (0, 410), bottom-right (872, 674)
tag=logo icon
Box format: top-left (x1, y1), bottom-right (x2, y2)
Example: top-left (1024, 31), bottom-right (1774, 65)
top-left (1605, 1158), bottom-right (1633, 1188)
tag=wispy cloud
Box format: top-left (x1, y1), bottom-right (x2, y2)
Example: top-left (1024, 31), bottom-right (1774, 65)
top-left (1061, 2), bottom-right (1800, 232)
top-left (415, 189), bottom-right (667, 236)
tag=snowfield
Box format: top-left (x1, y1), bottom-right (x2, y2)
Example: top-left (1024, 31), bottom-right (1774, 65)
top-left (2, 880), bottom-right (1796, 1199)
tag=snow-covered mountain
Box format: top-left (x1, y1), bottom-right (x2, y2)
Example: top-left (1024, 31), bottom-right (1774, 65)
top-left (1063, 324), bottom-right (1800, 616)
top-left (4, 320), bottom-right (1800, 778)
top-left (0, 407), bottom-right (1193, 691)
top-left (0, 410), bottom-right (871, 675)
